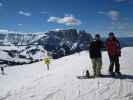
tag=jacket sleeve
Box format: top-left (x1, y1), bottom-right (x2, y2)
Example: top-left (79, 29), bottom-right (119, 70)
top-left (89, 42), bottom-right (93, 53)
top-left (116, 39), bottom-right (121, 49)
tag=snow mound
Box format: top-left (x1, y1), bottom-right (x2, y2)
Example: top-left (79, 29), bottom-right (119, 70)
top-left (0, 47), bottom-right (133, 100)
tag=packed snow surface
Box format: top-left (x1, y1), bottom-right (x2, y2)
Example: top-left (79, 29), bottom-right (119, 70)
top-left (0, 47), bottom-right (133, 100)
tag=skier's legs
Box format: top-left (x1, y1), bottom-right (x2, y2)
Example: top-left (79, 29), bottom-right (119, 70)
top-left (114, 57), bottom-right (120, 73)
top-left (1, 67), bottom-right (4, 75)
top-left (91, 59), bottom-right (97, 76)
top-left (2, 70), bottom-right (4, 75)
top-left (96, 58), bottom-right (102, 76)
top-left (109, 56), bottom-right (115, 73)
top-left (47, 64), bottom-right (49, 70)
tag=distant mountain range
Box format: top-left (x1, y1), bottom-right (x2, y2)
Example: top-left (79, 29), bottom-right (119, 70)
top-left (118, 37), bottom-right (133, 47)
top-left (0, 29), bottom-right (133, 66)
top-left (0, 29), bottom-right (93, 66)
top-left (0, 32), bottom-right (45, 46)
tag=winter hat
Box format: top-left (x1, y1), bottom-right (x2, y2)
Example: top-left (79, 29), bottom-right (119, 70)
top-left (109, 32), bottom-right (114, 36)
top-left (95, 34), bottom-right (100, 38)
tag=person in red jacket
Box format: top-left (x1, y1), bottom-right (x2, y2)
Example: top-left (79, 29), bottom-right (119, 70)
top-left (106, 32), bottom-right (121, 76)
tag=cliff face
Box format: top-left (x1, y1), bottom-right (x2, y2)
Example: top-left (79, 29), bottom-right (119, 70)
top-left (33, 29), bottom-right (93, 58)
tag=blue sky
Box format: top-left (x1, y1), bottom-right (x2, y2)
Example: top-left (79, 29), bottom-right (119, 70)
top-left (0, 0), bottom-right (133, 36)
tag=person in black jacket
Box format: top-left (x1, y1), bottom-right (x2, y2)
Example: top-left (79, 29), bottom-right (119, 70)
top-left (89, 34), bottom-right (104, 77)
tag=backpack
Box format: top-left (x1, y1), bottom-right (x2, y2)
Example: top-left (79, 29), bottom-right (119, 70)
top-left (106, 39), bottom-right (121, 57)
top-left (85, 70), bottom-right (90, 78)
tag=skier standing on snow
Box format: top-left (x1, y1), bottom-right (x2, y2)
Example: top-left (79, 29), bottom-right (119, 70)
top-left (89, 34), bottom-right (104, 77)
top-left (106, 32), bottom-right (121, 76)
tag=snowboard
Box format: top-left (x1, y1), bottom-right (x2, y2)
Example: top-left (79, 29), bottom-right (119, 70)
top-left (109, 72), bottom-right (125, 79)
top-left (76, 74), bottom-right (124, 79)
top-left (77, 75), bottom-right (95, 79)
top-left (76, 74), bottom-right (113, 79)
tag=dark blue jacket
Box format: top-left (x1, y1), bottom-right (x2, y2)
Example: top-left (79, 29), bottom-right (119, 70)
top-left (89, 40), bottom-right (104, 58)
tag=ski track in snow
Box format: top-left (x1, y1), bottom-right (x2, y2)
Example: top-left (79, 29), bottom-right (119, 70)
top-left (0, 47), bottom-right (133, 100)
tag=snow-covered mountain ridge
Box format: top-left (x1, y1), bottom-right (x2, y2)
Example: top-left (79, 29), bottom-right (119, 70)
top-left (0, 29), bottom-right (92, 66)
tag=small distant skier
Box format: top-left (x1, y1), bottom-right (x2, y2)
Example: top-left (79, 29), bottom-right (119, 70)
top-left (106, 32), bottom-right (121, 76)
top-left (89, 34), bottom-right (104, 77)
top-left (0, 64), bottom-right (6, 75)
top-left (43, 52), bottom-right (51, 71)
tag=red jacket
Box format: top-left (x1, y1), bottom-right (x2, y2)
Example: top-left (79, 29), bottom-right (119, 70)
top-left (106, 38), bottom-right (121, 57)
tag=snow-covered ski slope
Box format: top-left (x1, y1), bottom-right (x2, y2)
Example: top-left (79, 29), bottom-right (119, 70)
top-left (0, 47), bottom-right (133, 100)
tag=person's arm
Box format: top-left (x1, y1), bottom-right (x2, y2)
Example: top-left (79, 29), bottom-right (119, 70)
top-left (89, 41), bottom-right (93, 49)
top-left (89, 41), bottom-right (95, 54)
top-left (117, 40), bottom-right (121, 49)
top-left (116, 39), bottom-right (121, 56)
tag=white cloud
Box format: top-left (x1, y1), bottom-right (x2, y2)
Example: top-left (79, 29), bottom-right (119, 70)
top-left (115, 0), bottom-right (127, 2)
top-left (107, 21), bottom-right (129, 31)
top-left (98, 11), bottom-right (105, 14)
top-left (0, 2), bottom-right (3, 7)
top-left (127, 32), bottom-right (133, 36)
top-left (18, 11), bottom-right (32, 16)
top-left (40, 11), bottom-right (48, 14)
top-left (107, 10), bottom-right (120, 21)
top-left (0, 29), bottom-right (8, 33)
top-left (98, 10), bottom-right (120, 21)
top-left (18, 24), bottom-right (23, 26)
top-left (48, 15), bottom-right (81, 26)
